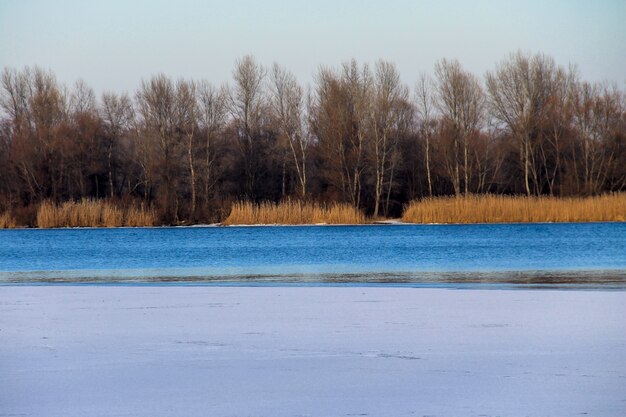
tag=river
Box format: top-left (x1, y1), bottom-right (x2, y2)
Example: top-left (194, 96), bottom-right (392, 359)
top-left (1, 223), bottom-right (625, 288)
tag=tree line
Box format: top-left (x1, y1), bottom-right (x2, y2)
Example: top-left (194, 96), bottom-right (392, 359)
top-left (1, 51), bottom-right (625, 224)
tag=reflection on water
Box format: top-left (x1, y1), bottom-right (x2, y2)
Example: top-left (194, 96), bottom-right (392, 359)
top-left (1, 223), bottom-right (625, 289)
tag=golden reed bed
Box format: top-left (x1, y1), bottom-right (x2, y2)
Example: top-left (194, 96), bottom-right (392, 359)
top-left (35, 200), bottom-right (156, 228)
top-left (1, 194), bottom-right (624, 228)
top-left (402, 194), bottom-right (626, 224)
top-left (0, 212), bottom-right (17, 228)
top-left (223, 200), bottom-right (366, 225)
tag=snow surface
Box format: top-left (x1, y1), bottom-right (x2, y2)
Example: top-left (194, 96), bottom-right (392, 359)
top-left (1, 286), bottom-right (625, 417)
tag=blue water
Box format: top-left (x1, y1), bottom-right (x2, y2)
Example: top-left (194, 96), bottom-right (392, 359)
top-left (1, 223), bottom-right (625, 287)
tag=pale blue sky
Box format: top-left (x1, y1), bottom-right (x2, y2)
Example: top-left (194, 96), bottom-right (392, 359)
top-left (1, 0), bottom-right (624, 95)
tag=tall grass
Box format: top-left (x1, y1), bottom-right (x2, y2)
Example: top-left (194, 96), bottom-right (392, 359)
top-left (223, 200), bottom-right (367, 225)
top-left (36, 200), bottom-right (156, 228)
top-left (124, 205), bottom-right (157, 227)
top-left (0, 212), bottom-right (17, 228)
top-left (402, 194), bottom-right (626, 224)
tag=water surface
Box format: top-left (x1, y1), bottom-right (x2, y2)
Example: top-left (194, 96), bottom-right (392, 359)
top-left (1, 223), bottom-right (625, 289)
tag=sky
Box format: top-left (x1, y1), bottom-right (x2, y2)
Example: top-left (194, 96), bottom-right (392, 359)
top-left (0, 0), bottom-right (624, 96)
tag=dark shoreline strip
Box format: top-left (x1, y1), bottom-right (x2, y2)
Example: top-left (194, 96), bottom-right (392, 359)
top-left (1, 269), bottom-right (625, 290)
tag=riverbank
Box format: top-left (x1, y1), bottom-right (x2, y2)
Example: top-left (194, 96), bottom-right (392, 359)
top-left (2, 193), bottom-right (625, 228)
top-left (1, 286), bottom-right (624, 417)
top-left (223, 200), bottom-right (366, 225)
top-left (403, 193), bottom-right (626, 224)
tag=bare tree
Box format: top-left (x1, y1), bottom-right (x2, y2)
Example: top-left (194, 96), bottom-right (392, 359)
top-left (270, 63), bottom-right (309, 198)
top-left (486, 52), bottom-right (556, 195)
top-left (1, 67), bottom-right (32, 135)
top-left (197, 81), bottom-right (227, 210)
top-left (310, 67), bottom-right (347, 200)
top-left (369, 60), bottom-right (409, 217)
top-left (571, 81), bottom-right (623, 194)
top-left (67, 81), bottom-right (102, 198)
top-left (136, 74), bottom-right (179, 220)
top-left (540, 66), bottom-right (576, 195)
top-left (27, 67), bottom-right (67, 201)
top-left (340, 59), bottom-right (371, 208)
top-left (434, 59), bottom-right (483, 195)
top-left (175, 79), bottom-right (199, 219)
top-left (229, 55), bottom-right (267, 198)
top-left (101, 92), bottom-right (134, 198)
top-left (0, 67), bottom-right (38, 202)
top-left (312, 61), bottom-right (377, 208)
top-left (415, 73), bottom-right (435, 196)
top-left (69, 79), bottom-right (96, 116)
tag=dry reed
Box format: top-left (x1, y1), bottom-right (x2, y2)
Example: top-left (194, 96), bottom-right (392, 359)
top-left (124, 205), bottom-right (156, 227)
top-left (223, 200), bottom-right (367, 225)
top-left (36, 200), bottom-right (156, 228)
top-left (0, 212), bottom-right (17, 228)
top-left (402, 194), bottom-right (626, 224)
top-left (102, 204), bottom-right (124, 227)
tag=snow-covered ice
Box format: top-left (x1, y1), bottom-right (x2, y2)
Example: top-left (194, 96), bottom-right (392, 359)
top-left (1, 286), bottom-right (625, 417)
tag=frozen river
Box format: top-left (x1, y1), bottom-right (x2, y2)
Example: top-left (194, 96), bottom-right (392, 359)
top-left (1, 286), bottom-right (625, 417)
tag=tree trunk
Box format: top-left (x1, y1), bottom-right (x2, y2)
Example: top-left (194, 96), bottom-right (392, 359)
top-left (281, 159), bottom-right (286, 198)
top-left (425, 133), bottom-right (432, 196)
top-left (463, 137), bottom-right (469, 195)
top-left (523, 137), bottom-right (531, 196)
top-left (108, 145), bottom-right (114, 199)
top-left (453, 136), bottom-right (461, 196)
top-left (187, 133), bottom-right (196, 219)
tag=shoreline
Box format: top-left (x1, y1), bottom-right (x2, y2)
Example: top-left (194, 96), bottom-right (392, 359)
top-left (3, 218), bottom-right (626, 230)
top-left (2, 286), bottom-right (624, 417)
top-left (2, 268), bottom-right (625, 290)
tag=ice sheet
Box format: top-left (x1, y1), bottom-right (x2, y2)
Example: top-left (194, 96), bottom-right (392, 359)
top-left (1, 287), bottom-right (625, 417)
